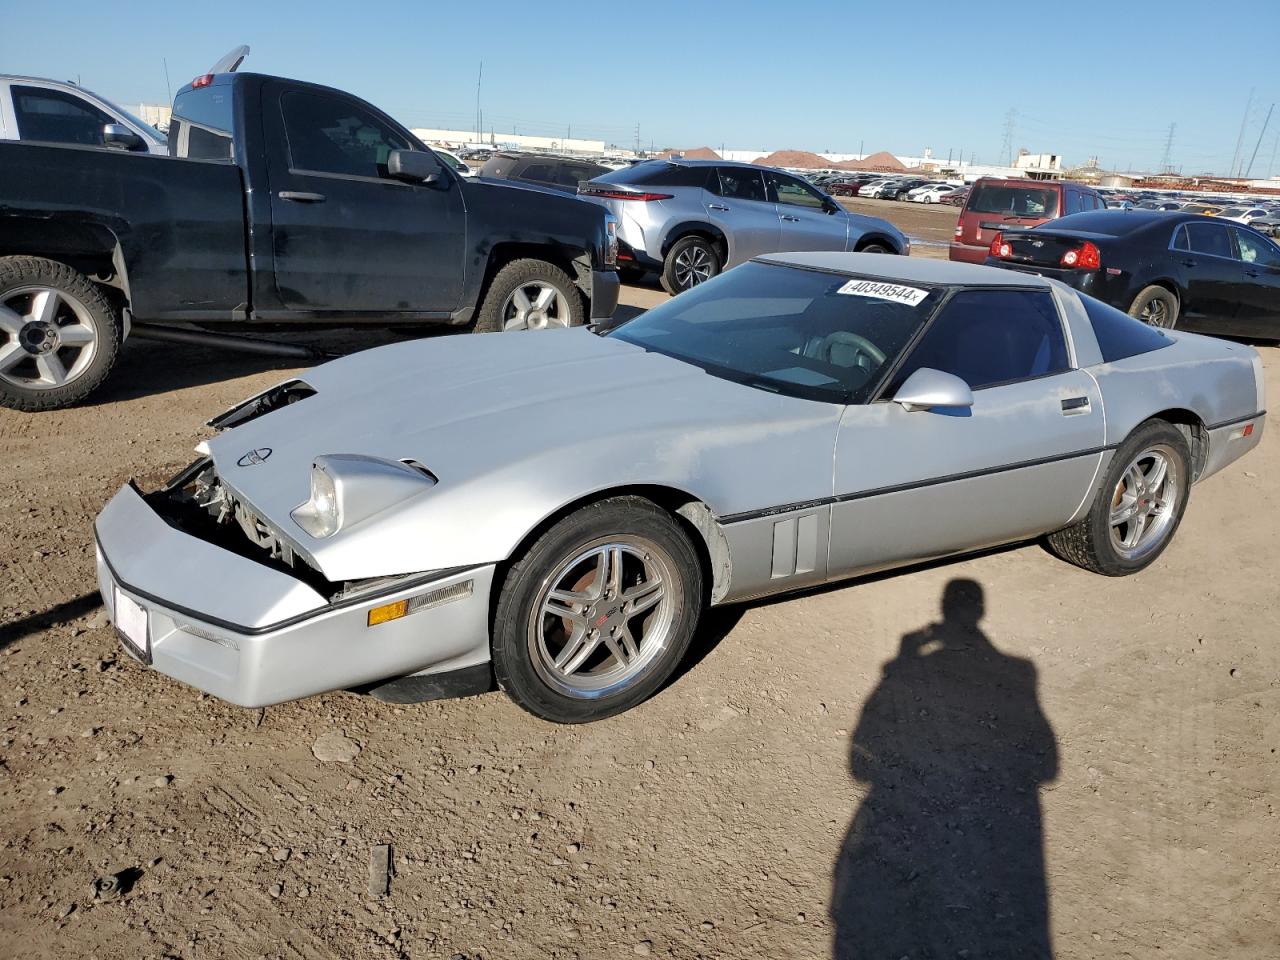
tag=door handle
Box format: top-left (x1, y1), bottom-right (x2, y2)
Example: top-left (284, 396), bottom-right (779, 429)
top-left (1061, 396), bottom-right (1090, 413)
top-left (278, 191), bottom-right (327, 203)
top-left (708, 203), bottom-right (730, 211)
top-left (781, 214), bottom-right (801, 222)
top-left (1181, 258), bottom-right (1197, 268)
top-left (1245, 268), bottom-right (1261, 278)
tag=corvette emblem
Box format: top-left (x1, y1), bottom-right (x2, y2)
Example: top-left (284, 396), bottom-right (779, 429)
top-left (237, 447), bottom-right (272, 466)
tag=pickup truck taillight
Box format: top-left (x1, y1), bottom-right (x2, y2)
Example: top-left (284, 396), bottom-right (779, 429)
top-left (1059, 241), bottom-right (1101, 269)
top-left (583, 189), bottom-right (674, 202)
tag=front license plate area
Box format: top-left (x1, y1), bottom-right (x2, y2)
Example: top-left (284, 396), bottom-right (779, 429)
top-left (114, 588), bottom-right (151, 664)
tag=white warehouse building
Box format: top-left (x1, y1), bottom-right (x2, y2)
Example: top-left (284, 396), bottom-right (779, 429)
top-left (411, 128), bottom-right (606, 156)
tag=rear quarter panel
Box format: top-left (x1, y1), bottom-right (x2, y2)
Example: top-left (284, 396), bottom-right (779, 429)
top-left (0, 141), bottom-right (247, 321)
top-left (1089, 332), bottom-right (1262, 445)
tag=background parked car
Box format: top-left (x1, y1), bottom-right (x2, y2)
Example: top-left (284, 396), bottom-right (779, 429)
top-left (950, 177), bottom-right (1104, 263)
top-left (985, 209), bottom-right (1280, 339)
top-left (431, 147), bottom-right (474, 177)
top-left (0, 75), bottom-right (167, 154)
top-left (478, 152), bottom-right (611, 194)
top-left (910, 183), bottom-right (965, 204)
top-left (580, 159), bottom-right (907, 293)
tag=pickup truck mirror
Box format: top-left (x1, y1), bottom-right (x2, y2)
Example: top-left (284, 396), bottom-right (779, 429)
top-left (103, 123), bottom-right (144, 151)
top-left (387, 150), bottom-right (441, 185)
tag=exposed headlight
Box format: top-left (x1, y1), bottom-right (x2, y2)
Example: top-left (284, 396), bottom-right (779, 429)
top-left (291, 455), bottom-right (436, 540)
top-left (604, 214), bottom-right (619, 268)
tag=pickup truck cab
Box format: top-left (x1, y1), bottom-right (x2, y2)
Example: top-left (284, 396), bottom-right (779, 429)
top-left (1, 75), bottom-right (167, 154)
top-left (0, 71), bottom-right (619, 411)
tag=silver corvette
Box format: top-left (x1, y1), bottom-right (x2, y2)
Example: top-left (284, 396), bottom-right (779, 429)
top-left (94, 254), bottom-right (1266, 723)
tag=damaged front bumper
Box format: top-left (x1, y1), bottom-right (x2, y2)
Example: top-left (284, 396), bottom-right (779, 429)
top-left (94, 483), bottom-right (494, 707)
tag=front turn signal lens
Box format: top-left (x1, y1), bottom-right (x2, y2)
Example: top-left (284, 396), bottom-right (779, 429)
top-left (367, 599), bottom-right (408, 627)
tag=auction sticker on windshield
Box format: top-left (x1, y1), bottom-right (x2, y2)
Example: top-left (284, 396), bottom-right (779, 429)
top-left (836, 279), bottom-right (929, 306)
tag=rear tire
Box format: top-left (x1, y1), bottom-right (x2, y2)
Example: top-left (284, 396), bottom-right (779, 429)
top-left (1046, 420), bottom-right (1191, 576)
top-left (474, 259), bottom-right (584, 333)
top-left (661, 235), bottom-right (721, 295)
top-left (1128, 285), bottom-right (1179, 329)
top-left (0, 256), bottom-right (120, 412)
top-left (492, 497), bottom-right (703, 723)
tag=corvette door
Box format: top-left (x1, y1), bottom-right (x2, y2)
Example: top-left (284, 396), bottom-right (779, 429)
top-left (828, 288), bottom-right (1106, 576)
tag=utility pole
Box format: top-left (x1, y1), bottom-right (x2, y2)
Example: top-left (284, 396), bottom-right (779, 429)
top-left (859, 138), bottom-right (864, 159)
top-left (1000, 108), bottom-right (1017, 167)
top-left (634, 122), bottom-right (640, 155)
top-left (1230, 87), bottom-right (1254, 177)
top-left (475, 61), bottom-right (483, 142)
top-left (1160, 123), bottom-right (1176, 173)
top-left (1244, 103), bottom-right (1274, 179)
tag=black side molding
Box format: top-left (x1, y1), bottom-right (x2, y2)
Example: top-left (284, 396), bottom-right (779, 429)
top-left (359, 663), bottom-right (496, 704)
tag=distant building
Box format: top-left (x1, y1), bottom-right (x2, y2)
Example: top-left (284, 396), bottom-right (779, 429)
top-left (1014, 152), bottom-right (1063, 179)
top-left (135, 103), bottom-right (171, 132)
top-left (411, 128), bottom-right (607, 156)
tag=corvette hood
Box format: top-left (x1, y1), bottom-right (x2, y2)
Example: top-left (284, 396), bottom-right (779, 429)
top-left (206, 329), bottom-right (841, 579)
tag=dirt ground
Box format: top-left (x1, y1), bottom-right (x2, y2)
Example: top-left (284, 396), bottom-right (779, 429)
top-left (1, 213), bottom-right (1277, 959)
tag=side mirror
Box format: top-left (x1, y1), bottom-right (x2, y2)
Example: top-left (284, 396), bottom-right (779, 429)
top-left (891, 367), bottom-right (973, 412)
top-left (387, 149), bottom-right (440, 185)
top-left (103, 123), bottom-right (144, 151)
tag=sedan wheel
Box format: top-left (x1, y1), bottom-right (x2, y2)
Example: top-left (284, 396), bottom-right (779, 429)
top-left (1128, 285), bottom-right (1179, 330)
top-left (492, 496), bottom-right (703, 723)
top-left (1107, 444), bottom-right (1181, 562)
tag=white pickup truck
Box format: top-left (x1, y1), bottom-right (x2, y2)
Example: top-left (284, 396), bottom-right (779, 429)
top-left (0, 75), bottom-right (167, 154)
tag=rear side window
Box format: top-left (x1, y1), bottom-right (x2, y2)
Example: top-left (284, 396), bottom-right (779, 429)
top-left (170, 85), bottom-right (235, 160)
top-left (713, 167), bottom-right (767, 202)
top-left (1236, 229), bottom-right (1280, 267)
top-left (888, 289), bottom-right (1069, 392)
top-left (11, 85), bottom-right (112, 146)
top-left (1079, 295), bottom-right (1172, 363)
top-left (1185, 222), bottom-right (1235, 259)
top-left (281, 90), bottom-right (415, 179)
top-left (596, 161), bottom-right (711, 188)
top-left (966, 183), bottom-right (1060, 218)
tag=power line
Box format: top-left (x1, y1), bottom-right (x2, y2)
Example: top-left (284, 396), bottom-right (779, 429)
top-left (1244, 103), bottom-right (1274, 179)
top-left (1230, 88), bottom-right (1254, 177)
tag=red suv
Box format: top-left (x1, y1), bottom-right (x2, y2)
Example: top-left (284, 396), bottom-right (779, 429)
top-left (949, 178), bottom-right (1104, 263)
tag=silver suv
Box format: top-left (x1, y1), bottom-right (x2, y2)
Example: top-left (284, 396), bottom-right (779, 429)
top-left (580, 159), bottom-right (908, 293)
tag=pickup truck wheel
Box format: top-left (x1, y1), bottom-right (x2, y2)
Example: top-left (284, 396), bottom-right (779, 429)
top-left (0, 256), bottom-right (120, 412)
top-left (475, 259), bottom-right (584, 333)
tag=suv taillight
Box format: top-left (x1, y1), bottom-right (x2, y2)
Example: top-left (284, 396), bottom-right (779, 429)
top-left (989, 232), bottom-right (1012, 259)
top-left (583, 189), bottom-right (674, 202)
top-left (1060, 241), bottom-right (1101, 269)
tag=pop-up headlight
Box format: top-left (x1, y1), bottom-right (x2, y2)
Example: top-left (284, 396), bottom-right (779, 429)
top-left (291, 455), bottom-right (436, 540)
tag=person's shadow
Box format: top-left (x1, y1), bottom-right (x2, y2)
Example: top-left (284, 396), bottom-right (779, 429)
top-left (831, 578), bottom-right (1058, 959)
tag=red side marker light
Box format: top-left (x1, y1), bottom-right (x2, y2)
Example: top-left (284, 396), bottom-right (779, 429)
top-left (1243, 423), bottom-right (1255, 438)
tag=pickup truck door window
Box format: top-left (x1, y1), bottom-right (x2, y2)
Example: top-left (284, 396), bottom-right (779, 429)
top-left (829, 288), bottom-right (1104, 576)
top-left (704, 168), bottom-right (779, 265)
top-left (11, 85), bottom-right (112, 147)
top-left (765, 171), bottom-right (849, 253)
top-left (268, 86), bottom-right (465, 315)
top-left (1178, 222), bottom-right (1245, 330)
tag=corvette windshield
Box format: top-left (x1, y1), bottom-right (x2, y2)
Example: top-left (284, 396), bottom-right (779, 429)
top-left (608, 261), bottom-right (943, 403)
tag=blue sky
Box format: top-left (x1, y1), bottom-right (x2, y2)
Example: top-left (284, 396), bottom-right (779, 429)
top-left (3, 0), bottom-right (1278, 174)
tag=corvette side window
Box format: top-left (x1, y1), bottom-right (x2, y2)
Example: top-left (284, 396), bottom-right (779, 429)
top-left (888, 289), bottom-right (1069, 392)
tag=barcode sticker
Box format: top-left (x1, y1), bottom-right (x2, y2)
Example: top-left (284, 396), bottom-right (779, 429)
top-left (836, 280), bottom-right (929, 306)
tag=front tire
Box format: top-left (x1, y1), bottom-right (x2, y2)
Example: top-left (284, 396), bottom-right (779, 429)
top-left (474, 258), bottom-right (584, 333)
top-left (661, 236), bottom-right (721, 295)
top-left (857, 241), bottom-right (893, 254)
top-left (492, 497), bottom-right (704, 723)
top-left (1046, 420), bottom-right (1191, 576)
top-left (0, 256), bottom-right (120, 411)
top-left (1128, 285), bottom-right (1179, 329)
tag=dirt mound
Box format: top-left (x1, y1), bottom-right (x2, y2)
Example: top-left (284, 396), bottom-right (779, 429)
top-left (751, 149), bottom-right (832, 169)
top-left (837, 151), bottom-right (907, 171)
top-left (657, 146), bottom-right (721, 160)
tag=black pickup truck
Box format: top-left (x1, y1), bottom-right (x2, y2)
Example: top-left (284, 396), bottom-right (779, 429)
top-left (0, 71), bottom-right (620, 410)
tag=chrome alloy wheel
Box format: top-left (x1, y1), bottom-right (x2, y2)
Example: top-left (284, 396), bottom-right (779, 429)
top-left (673, 244), bottom-right (714, 289)
top-left (0, 286), bottom-right (100, 391)
top-left (1109, 444), bottom-right (1181, 561)
top-left (527, 536), bottom-right (677, 699)
top-left (501, 281), bottom-right (571, 331)
top-left (1139, 296), bottom-right (1171, 328)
